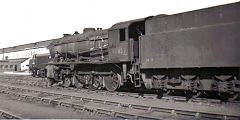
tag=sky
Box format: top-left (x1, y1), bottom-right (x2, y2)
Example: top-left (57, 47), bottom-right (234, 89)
top-left (0, 0), bottom-right (239, 49)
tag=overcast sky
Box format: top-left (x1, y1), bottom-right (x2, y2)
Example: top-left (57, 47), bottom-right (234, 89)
top-left (0, 0), bottom-right (239, 49)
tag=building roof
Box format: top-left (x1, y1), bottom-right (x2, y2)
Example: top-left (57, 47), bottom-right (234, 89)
top-left (0, 39), bottom-right (54, 54)
top-left (0, 58), bottom-right (28, 63)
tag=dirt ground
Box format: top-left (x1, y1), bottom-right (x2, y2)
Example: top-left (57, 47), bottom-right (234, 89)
top-left (0, 94), bottom-right (113, 119)
top-left (0, 74), bottom-right (113, 119)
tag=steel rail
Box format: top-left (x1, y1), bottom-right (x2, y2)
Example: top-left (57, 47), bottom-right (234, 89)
top-left (0, 76), bottom-right (238, 105)
top-left (0, 84), bottom-right (239, 119)
top-left (0, 109), bottom-right (23, 119)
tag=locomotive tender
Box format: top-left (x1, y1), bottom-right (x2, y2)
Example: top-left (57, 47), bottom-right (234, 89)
top-left (46, 2), bottom-right (240, 100)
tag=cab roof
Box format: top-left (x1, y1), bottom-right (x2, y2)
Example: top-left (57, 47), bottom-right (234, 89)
top-left (109, 18), bottom-right (146, 30)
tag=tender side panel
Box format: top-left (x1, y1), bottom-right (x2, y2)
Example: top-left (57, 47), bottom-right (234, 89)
top-left (145, 2), bottom-right (240, 34)
top-left (140, 3), bottom-right (240, 69)
top-left (140, 3), bottom-right (240, 68)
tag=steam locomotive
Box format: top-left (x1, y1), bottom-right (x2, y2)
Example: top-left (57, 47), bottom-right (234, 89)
top-left (45, 2), bottom-right (240, 101)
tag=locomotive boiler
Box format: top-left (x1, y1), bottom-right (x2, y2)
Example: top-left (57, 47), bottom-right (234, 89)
top-left (48, 28), bottom-right (108, 59)
top-left (46, 2), bottom-right (240, 101)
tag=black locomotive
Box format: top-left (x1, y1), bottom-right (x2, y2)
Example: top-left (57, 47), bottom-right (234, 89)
top-left (45, 2), bottom-right (240, 101)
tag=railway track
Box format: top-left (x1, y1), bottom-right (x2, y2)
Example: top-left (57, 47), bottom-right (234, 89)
top-left (0, 83), bottom-right (239, 119)
top-left (0, 75), bottom-right (239, 106)
top-left (8, 77), bottom-right (240, 106)
top-left (0, 109), bottom-right (22, 119)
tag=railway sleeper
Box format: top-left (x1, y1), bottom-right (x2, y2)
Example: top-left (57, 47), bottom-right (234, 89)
top-left (1, 84), bottom-right (239, 119)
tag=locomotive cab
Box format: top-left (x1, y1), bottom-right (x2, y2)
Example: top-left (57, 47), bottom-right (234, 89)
top-left (108, 18), bottom-right (147, 62)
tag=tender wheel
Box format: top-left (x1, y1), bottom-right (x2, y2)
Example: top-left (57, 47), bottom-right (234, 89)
top-left (219, 92), bottom-right (239, 101)
top-left (62, 77), bottom-right (72, 87)
top-left (184, 90), bottom-right (202, 100)
top-left (73, 75), bottom-right (84, 89)
top-left (104, 74), bottom-right (120, 92)
top-left (156, 89), bottom-right (170, 98)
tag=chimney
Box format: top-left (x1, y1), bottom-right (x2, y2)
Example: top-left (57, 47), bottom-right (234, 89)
top-left (74, 31), bottom-right (79, 35)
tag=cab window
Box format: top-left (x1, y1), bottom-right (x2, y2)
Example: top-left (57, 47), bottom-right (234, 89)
top-left (119, 29), bottom-right (125, 41)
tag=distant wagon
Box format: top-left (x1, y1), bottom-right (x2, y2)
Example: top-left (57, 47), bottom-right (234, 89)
top-left (29, 53), bottom-right (50, 77)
